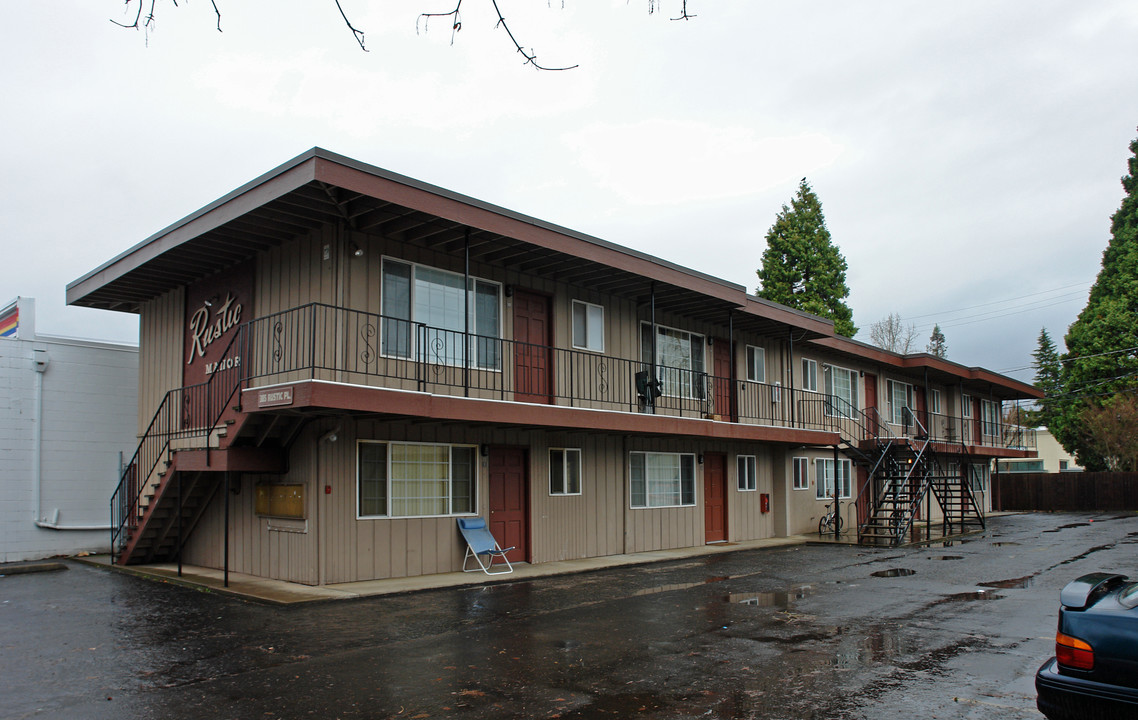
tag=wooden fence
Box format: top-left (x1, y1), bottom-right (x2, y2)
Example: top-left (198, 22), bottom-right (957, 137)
top-left (992, 472), bottom-right (1138, 512)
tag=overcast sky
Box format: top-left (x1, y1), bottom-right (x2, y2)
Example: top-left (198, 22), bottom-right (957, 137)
top-left (5, 1), bottom-right (1137, 384)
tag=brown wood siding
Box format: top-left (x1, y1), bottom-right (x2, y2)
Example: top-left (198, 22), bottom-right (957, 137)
top-left (137, 288), bottom-right (185, 436)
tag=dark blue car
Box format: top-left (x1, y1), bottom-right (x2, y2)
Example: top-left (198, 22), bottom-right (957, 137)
top-left (1036, 573), bottom-right (1138, 720)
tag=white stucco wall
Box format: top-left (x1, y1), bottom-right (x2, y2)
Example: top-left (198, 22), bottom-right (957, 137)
top-left (0, 306), bottom-right (138, 562)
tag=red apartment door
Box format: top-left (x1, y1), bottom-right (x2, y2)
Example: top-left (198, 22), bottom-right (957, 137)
top-left (914, 389), bottom-right (928, 436)
top-left (704, 452), bottom-right (727, 543)
top-left (488, 447), bottom-right (529, 563)
top-left (513, 290), bottom-right (552, 404)
top-left (863, 373), bottom-right (878, 426)
top-left (712, 338), bottom-right (735, 421)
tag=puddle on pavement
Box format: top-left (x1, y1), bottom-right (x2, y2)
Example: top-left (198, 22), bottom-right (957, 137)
top-left (871, 568), bottom-right (916, 578)
top-left (991, 542), bottom-right (1020, 547)
top-left (927, 590), bottom-right (1004, 607)
top-left (979, 575), bottom-right (1036, 589)
top-left (727, 585), bottom-right (813, 607)
top-left (1057, 544), bottom-right (1116, 566)
top-left (927, 555), bottom-right (963, 561)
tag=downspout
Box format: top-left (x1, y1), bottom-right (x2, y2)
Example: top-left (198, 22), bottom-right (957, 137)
top-left (464, 228), bottom-right (471, 398)
top-left (650, 282), bottom-right (657, 415)
top-left (788, 328), bottom-right (796, 426)
top-left (32, 349), bottom-right (109, 532)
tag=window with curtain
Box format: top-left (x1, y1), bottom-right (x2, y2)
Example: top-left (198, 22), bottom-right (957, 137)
top-left (640, 323), bottom-right (704, 399)
top-left (793, 457), bottom-right (809, 490)
top-left (802, 358), bottom-right (818, 392)
top-left (571, 301), bottom-right (604, 352)
top-left (887, 380), bottom-right (913, 426)
top-left (814, 457), bottom-right (852, 499)
top-left (737, 455), bottom-right (757, 491)
top-left (629, 452), bottom-right (696, 508)
top-left (549, 448), bottom-right (582, 495)
top-left (746, 346), bottom-right (766, 383)
top-left (823, 364), bottom-right (858, 418)
top-left (380, 258), bottom-right (501, 369)
top-left (357, 441), bottom-right (475, 518)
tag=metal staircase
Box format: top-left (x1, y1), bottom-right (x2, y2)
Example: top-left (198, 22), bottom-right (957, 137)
top-left (835, 405), bottom-right (986, 547)
top-left (110, 325), bottom-right (288, 566)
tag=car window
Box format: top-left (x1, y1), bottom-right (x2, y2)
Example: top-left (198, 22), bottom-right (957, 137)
top-left (1119, 583), bottom-right (1138, 609)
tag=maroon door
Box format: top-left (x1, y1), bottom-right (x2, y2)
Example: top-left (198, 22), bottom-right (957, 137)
top-left (512, 290), bottom-right (552, 404)
top-left (488, 446), bottom-right (529, 563)
top-left (704, 452), bottom-right (727, 543)
top-left (863, 373), bottom-right (878, 428)
top-left (712, 338), bottom-right (735, 421)
top-left (914, 388), bottom-right (928, 435)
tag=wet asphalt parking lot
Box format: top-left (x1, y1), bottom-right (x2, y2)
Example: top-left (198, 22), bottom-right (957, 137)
top-left (3, 511), bottom-right (1137, 720)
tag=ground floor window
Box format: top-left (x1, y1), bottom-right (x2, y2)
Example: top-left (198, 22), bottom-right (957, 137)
top-left (793, 457), bottom-right (809, 490)
top-left (357, 441), bottom-right (476, 518)
top-left (737, 455), bottom-right (757, 491)
top-left (815, 458), bottom-right (852, 499)
top-left (630, 452), bottom-right (696, 508)
top-left (549, 448), bottom-right (582, 495)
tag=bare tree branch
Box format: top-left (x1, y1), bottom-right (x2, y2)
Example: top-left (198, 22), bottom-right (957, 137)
top-left (335, 0), bottom-right (367, 51)
top-left (488, 0), bottom-right (577, 71)
top-left (112, 1), bottom-right (690, 71)
top-left (671, 0), bottom-right (695, 21)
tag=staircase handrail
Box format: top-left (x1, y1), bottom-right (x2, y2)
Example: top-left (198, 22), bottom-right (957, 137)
top-left (109, 317), bottom-right (252, 561)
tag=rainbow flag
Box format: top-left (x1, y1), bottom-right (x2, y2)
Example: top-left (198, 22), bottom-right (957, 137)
top-left (0, 307), bottom-right (17, 338)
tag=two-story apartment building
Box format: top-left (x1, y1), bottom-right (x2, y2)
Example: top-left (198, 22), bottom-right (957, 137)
top-left (67, 149), bottom-right (1040, 585)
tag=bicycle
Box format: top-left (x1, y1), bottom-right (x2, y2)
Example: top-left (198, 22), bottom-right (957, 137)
top-left (818, 497), bottom-right (844, 536)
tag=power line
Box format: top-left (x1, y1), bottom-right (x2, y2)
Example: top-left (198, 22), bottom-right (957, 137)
top-left (901, 281), bottom-right (1092, 323)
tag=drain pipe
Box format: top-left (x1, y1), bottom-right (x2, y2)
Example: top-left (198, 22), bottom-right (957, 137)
top-left (31, 349), bottom-right (110, 532)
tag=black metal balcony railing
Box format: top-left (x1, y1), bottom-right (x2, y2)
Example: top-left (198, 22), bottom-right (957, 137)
top-left (111, 302), bottom-right (1036, 557)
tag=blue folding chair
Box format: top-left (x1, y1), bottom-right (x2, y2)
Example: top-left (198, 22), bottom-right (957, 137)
top-left (457, 517), bottom-right (515, 575)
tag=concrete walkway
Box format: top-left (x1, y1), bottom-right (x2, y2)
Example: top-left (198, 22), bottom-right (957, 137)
top-left (77, 535), bottom-right (810, 605)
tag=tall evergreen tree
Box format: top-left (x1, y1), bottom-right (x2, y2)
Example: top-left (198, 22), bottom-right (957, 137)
top-left (1029, 327), bottom-right (1062, 429)
top-left (756, 179), bottom-right (857, 337)
top-left (926, 324), bottom-right (947, 358)
top-left (1058, 127), bottom-right (1138, 469)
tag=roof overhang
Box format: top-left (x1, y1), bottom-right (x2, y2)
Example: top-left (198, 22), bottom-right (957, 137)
top-left (810, 336), bottom-right (1044, 400)
top-left (67, 148), bottom-right (832, 340)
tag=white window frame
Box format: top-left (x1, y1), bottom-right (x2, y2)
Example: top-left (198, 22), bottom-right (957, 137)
top-left (571, 300), bottom-right (605, 353)
top-left (629, 451), bottom-right (696, 509)
top-left (549, 448), bottom-right (582, 496)
top-left (380, 257), bottom-right (503, 370)
top-left (640, 322), bottom-right (705, 400)
top-left (931, 389), bottom-right (942, 415)
top-left (981, 399), bottom-right (1001, 437)
top-left (815, 458), bottom-right (852, 500)
top-left (887, 379), bottom-right (914, 426)
top-left (823, 364), bottom-right (858, 418)
top-left (356, 440), bottom-right (477, 519)
top-left (745, 346), bottom-right (766, 383)
top-left (802, 358), bottom-right (818, 392)
top-left (963, 394), bottom-right (973, 418)
top-left (737, 455), bottom-right (757, 491)
top-left (792, 457), bottom-right (809, 491)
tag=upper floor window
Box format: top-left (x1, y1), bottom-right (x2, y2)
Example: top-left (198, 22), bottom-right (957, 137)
top-left (640, 323), bottom-right (705, 399)
top-left (802, 358), bottom-right (818, 392)
top-left (746, 346), bottom-right (766, 383)
top-left (630, 452), bottom-right (696, 508)
top-left (981, 399), bottom-right (1001, 437)
top-left (931, 389), bottom-right (942, 415)
top-left (887, 380), bottom-right (914, 426)
top-left (571, 300), bottom-right (605, 352)
top-left (963, 394), bottom-right (973, 418)
top-left (824, 364), bottom-right (858, 418)
top-left (380, 258), bottom-right (501, 370)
